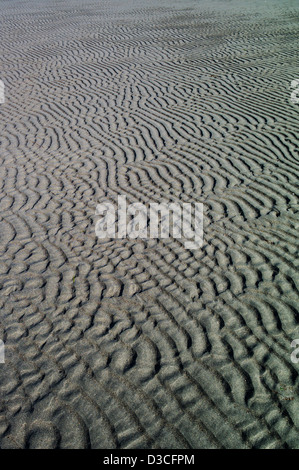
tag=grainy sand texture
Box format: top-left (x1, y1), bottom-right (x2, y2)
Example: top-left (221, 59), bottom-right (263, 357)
top-left (0, 0), bottom-right (298, 449)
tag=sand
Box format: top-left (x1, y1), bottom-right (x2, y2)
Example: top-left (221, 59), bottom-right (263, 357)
top-left (0, 0), bottom-right (298, 449)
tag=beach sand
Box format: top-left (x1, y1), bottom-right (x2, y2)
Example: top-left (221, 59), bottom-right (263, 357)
top-left (0, 0), bottom-right (298, 449)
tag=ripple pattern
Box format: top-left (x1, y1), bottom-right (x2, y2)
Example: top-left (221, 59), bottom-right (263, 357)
top-left (0, 0), bottom-right (298, 449)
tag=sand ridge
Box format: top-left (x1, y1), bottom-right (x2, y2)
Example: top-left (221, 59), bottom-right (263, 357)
top-left (0, 0), bottom-right (298, 449)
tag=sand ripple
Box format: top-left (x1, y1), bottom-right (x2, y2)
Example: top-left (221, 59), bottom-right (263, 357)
top-left (0, 0), bottom-right (298, 449)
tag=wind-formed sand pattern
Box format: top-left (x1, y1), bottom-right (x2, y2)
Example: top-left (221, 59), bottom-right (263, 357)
top-left (0, 0), bottom-right (298, 449)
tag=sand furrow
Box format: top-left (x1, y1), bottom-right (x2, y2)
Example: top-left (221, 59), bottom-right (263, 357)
top-left (0, 0), bottom-right (298, 449)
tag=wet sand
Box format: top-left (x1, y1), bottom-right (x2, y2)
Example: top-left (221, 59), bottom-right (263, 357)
top-left (0, 0), bottom-right (298, 449)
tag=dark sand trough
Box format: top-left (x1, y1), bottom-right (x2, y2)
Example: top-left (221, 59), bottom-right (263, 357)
top-left (0, 0), bottom-right (298, 449)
